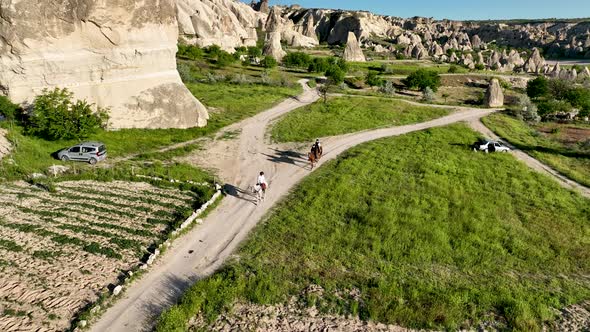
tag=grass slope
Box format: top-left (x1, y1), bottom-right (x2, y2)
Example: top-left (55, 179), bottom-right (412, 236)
top-left (482, 113), bottom-right (590, 187)
top-left (271, 96), bottom-right (451, 142)
top-left (158, 124), bottom-right (590, 331)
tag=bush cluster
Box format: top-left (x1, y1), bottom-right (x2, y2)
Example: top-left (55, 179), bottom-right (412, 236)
top-left (526, 76), bottom-right (590, 119)
top-left (402, 69), bottom-right (442, 92)
top-left (22, 88), bottom-right (109, 141)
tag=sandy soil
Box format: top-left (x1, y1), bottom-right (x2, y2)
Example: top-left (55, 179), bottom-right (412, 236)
top-left (91, 81), bottom-right (500, 332)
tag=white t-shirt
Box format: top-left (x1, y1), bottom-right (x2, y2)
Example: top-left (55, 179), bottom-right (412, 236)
top-left (257, 175), bottom-right (267, 185)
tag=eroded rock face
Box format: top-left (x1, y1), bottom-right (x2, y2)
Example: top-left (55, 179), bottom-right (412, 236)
top-left (485, 79), bottom-right (504, 108)
top-left (343, 32), bottom-right (366, 62)
top-left (263, 31), bottom-right (286, 61)
top-left (0, 0), bottom-right (208, 129)
top-left (177, 0), bottom-right (266, 51)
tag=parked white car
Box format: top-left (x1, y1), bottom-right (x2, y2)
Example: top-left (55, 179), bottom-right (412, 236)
top-left (472, 140), bottom-right (511, 153)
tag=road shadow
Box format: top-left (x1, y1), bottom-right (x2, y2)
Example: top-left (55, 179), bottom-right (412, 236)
top-left (223, 183), bottom-right (258, 204)
top-left (137, 273), bottom-right (194, 332)
top-left (262, 148), bottom-right (308, 169)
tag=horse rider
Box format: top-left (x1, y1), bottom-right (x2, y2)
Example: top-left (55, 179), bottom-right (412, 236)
top-left (311, 139), bottom-right (323, 160)
top-left (257, 171), bottom-right (268, 193)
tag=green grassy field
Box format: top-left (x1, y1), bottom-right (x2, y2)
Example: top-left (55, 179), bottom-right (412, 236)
top-left (187, 82), bottom-right (302, 125)
top-left (482, 114), bottom-right (590, 187)
top-left (270, 96), bottom-right (451, 142)
top-left (158, 124), bottom-right (590, 331)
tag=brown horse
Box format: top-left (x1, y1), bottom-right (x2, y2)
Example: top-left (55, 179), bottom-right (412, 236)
top-left (308, 147), bottom-right (323, 170)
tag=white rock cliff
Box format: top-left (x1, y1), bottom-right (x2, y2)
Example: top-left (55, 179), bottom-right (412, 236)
top-left (0, 0), bottom-right (208, 129)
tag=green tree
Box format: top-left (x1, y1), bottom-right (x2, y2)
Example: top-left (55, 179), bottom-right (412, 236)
top-left (526, 76), bottom-right (550, 99)
top-left (537, 99), bottom-right (573, 117)
top-left (260, 56), bottom-right (278, 69)
top-left (308, 57), bottom-right (331, 73)
top-left (247, 46), bottom-right (263, 58)
top-left (402, 69), bottom-right (441, 92)
top-left (0, 95), bottom-right (19, 121)
top-left (448, 65), bottom-right (460, 74)
top-left (282, 52), bottom-right (312, 68)
top-left (215, 50), bottom-right (235, 68)
top-left (25, 88), bottom-right (109, 140)
top-left (177, 44), bottom-right (203, 60)
top-left (366, 71), bottom-right (384, 87)
top-left (325, 66), bottom-right (345, 85)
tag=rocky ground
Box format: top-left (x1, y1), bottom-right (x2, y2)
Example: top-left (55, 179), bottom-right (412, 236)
top-left (0, 180), bottom-right (195, 331)
top-left (0, 129), bottom-right (11, 161)
top-left (189, 295), bottom-right (590, 332)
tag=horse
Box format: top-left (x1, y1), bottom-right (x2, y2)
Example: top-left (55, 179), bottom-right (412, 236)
top-left (250, 183), bottom-right (266, 204)
top-left (308, 147), bottom-right (322, 170)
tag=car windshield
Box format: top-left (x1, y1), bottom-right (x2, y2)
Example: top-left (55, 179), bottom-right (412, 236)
top-left (98, 145), bottom-right (106, 153)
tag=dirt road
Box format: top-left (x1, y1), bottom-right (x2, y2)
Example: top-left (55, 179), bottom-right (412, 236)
top-left (89, 85), bottom-right (523, 332)
top-left (469, 119), bottom-right (590, 199)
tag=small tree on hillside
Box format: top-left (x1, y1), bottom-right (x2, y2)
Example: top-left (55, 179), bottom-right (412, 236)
top-left (402, 69), bottom-right (441, 92)
top-left (0, 95), bottom-right (19, 121)
top-left (325, 65), bottom-right (345, 85)
top-left (422, 87), bottom-right (436, 102)
top-left (25, 88), bottom-right (109, 141)
top-left (366, 71), bottom-right (384, 87)
top-left (260, 56), bottom-right (278, 69)
top-left (526, 76), bottom-right (550, 99)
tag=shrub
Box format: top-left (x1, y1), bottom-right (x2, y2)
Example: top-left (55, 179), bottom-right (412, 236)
top-left (282, 52), bottom-right (312, 68)
top-left (526, 76), bottom-right (550, 99)
top-left (448, 65), bottom-right (460, 74)
top-left (379, 81), bottom-right (396, 95)
top-left (177, 44), bottom-right (203, 60)
top-left (514, 95), bottom-right (541, 122)
top-left (0, 95), bottom-right (19, 121)
top-left (230, 74), bottom-right (251, 85)
top-left (247, 46), bottom-right (263, 58)
top-left (366, 71), bottom-right (384, 87)
top-left (308, 57), bottom-right (331, 73)
top-left (475, 63), bottom-right (485, 70)
top-left (564, 87), bottom-right (590, 113)
top-left (548, 79), bottom-right (572, 101)
top-left (260, 56), bottom-right (278, 69)
top-left (260, 71), bottom-right (272, 85)
top-left (24, 88), bottom-right (109, 141)
top-left (422, 87), bottom-right (436, 102)
top-left (177, 63), bottom-right (196, 84)
top-left (537, 99), bottom-right (573, 117)
top-left (325, 66), bottom-right (345, 85)
top-left (402, 69), bottom-right (441, 92)
top-left (215, 50), bottom-right (235, 68)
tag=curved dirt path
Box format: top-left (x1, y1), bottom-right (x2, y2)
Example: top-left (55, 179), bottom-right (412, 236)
top-left (469, 119), bottom-right (590, 198)
top-left (90, 84), bottom-right (498, 332)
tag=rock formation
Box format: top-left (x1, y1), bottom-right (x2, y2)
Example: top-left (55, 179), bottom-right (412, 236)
top-left (0, 129), bottom-right (11, 160)
top-left (523, 48), bottom-right (546, 73)
top-left (263, 32), bottom-right (287, 62)
top-left (251, 0), bottom-right (270, 13)
top-left (343, 32), bottom-right (366, 62)
top-left (0, 0), bottom-right (208, 129)
top-left (484, 79), bottom-right (504, 108)
top-left (177, 0), bottom-right (265, 51)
